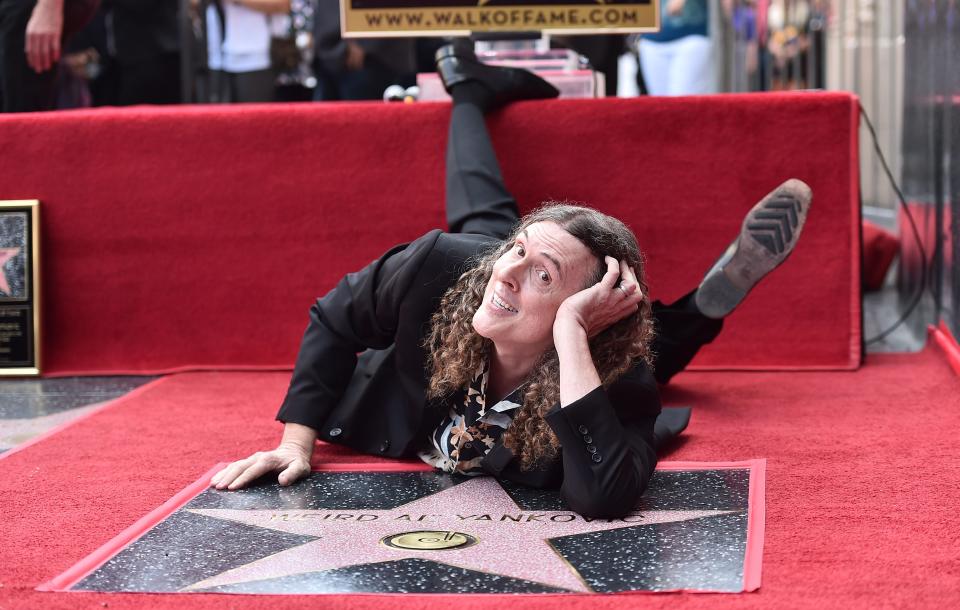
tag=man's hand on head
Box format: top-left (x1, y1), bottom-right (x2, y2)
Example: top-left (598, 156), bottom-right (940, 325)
top-left (554, 256), bottom-right (643, 340)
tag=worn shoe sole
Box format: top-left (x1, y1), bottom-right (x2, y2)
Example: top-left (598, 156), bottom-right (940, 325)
top-left (695, 179), bottom-right (813, 318)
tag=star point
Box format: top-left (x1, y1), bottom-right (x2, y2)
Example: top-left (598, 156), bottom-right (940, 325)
top-left (0, 247), bottom-right (21, 295)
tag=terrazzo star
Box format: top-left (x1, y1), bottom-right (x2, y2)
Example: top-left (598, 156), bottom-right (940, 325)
top-left (212, 42), bottom-right (811, 518)
top-left (189, 477), bottom-right (734, 593)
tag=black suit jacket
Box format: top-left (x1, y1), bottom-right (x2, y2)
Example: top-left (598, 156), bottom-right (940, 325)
top-left (277, 230), bottom-right (661, 518)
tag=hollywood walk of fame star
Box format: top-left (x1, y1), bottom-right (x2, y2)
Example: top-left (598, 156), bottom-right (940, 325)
top-left (0, 247), bottom-right (21, 295)
top-left (184, 476), bottom-right (737, 593)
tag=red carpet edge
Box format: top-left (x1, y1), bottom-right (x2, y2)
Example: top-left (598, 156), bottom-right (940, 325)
top-left (930, 323), bottom-right (960, 377)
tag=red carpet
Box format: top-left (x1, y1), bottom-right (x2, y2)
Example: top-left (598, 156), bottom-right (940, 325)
top-left (2, 347), bottom-right (957, 609)
top-left (0, 93), bottom-right (860, 373)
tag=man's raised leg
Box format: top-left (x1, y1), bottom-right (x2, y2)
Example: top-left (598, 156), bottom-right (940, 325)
top-left (652, 179), bottom-right (813, 384)
top-left (438, 41), bottom-right (558, 239)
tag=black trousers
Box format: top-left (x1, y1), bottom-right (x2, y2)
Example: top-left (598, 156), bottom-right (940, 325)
top-left (210, 68), bottom-right (275, 104)
top-left (116, 53), bottom-right (181, 106)
top-left (0, 0), bottom-right (57, 112)
top-left (0, 0), bottom-right (97, 112)
top-left (442, 101), bottom-right (723, 384)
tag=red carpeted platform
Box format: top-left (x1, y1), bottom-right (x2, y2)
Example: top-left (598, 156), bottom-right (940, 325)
top-left (0, 93), bottom-right (861, 374)
top-left (2, 347), bottom-right (958, 609)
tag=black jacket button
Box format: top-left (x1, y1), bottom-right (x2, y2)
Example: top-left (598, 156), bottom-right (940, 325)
top-left (329, 427), bottom-right (342, 437)
top-left (586, 445), bottom-right (597, 454)
top-left (582, 435), bottom-right (593, 444)
top-left (379, 440), bottom-right (391, 453)
top-left (591, 453), bottom-right (602, 463)
top-left (578, 425), bottom-right (589, 434)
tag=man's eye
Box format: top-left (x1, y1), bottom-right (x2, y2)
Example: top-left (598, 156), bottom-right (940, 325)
top-left (515, 245), bottom-right (525, 256)
top-left (538, 270), bottom-right (551, 283)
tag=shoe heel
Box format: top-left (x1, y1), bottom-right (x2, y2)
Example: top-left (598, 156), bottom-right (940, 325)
top-left (695, 269), bottom-right (748, 319)
top-left (437, 56), bottom-right (470, 90)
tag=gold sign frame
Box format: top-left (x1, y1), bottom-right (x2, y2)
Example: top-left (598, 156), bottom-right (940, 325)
top-left (0, 200), bottom-right (41, 376)
top-left (341, 1), bottom-right (660, 38)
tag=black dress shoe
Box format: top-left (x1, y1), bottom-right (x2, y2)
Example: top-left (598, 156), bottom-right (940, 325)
top-left (435, 42), bottom-right (559, 107)
top-left (653, 407), bottom-right (692, 451)
top-left (694, 179), bottom-right (813, 319)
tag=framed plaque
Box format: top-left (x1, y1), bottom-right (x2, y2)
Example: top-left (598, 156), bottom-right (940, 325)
top-left (341, 1), bottom-right (659, 38)
top-left (0, 200), bottom-right (40, 376)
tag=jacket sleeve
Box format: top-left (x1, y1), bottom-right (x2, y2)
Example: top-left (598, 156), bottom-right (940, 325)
top-left (276, 230), bottom-right (444, 431)
top-left (544, 363), bottom-right (661, 518)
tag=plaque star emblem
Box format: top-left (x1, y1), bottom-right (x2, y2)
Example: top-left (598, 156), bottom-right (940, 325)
top-left (184, 476), bottom-right (736, 592)
top-left (0, 247), bottom-right (20, 295)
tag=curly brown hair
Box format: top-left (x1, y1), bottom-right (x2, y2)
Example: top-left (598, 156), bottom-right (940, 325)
top-left (424, 203), bottom-right (655, 471)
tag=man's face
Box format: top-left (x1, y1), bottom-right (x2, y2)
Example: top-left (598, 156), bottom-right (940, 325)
top-left (472, 221), bottom-right (597, 360)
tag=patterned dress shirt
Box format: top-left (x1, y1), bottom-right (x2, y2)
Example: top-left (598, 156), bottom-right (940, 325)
top-left (418, 359), bottom-right (522, 476)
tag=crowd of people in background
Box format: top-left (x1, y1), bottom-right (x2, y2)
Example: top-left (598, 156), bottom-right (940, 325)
top-left (0, 0), bottom-right (827, 113)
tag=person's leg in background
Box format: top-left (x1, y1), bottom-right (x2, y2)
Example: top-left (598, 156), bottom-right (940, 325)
top-left (338, 59), bottom-right (397, 101)
top-left (637, 38), bottom-right (675, 96)
top-left (666, 34), bottom-right (713, 95)
top-left (116, 52), bottom-right (180, 105)
top-left (0, 0), bottom-right (58, 111)
top-left (553, 34), bottom-right (623, 98)
top-left (207, 68), bottom-right (229, 103)
top-left (311, 66), bottom-right (340, 101)
top-left (231, 68), bottom-right (276, 103)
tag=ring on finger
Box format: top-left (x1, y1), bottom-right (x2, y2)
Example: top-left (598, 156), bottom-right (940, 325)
top-left (617, 284), bottom-right (629, 296)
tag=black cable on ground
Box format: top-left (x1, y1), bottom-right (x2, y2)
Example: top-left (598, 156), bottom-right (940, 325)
top-left (859, 101), bottom-right (930, 345)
